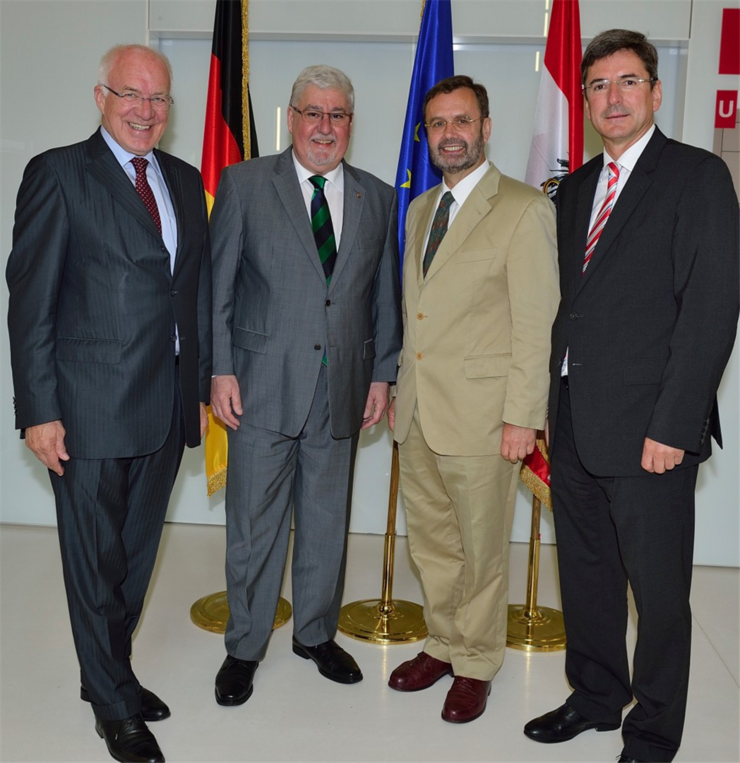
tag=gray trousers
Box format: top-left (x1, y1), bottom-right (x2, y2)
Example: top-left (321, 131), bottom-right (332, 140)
top-left (224, 367), bottom-right (358, 660)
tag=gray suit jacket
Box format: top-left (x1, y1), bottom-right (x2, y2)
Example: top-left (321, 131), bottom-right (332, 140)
top-left (6, 129), bottom-right (212, 456)
top-left (210, 147), bottom-right (401, 439)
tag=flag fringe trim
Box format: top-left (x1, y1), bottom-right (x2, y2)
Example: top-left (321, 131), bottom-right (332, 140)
top-left (241, 0), bottom-right (251, 159)
top-left (207, 466), bottom-right (228, 497)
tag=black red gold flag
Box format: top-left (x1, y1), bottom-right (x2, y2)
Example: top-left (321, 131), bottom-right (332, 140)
top-left (202, 0), bottom-right (258, 494)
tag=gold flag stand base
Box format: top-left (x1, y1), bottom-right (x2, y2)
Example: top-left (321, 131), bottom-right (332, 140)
top-left (338, 442), bottom-right (428, 645)
top-left (339, 599), bottom-right (426, 644)
top-left (507, 604), bottom-right (566, 652)
top-left (190, 592), bottom-right (292, 634)
top-left (506, 494), bottom-right (566, 653)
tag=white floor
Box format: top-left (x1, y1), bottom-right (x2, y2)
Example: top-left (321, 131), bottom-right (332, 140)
top-left (0, 522), bottom-right (737, 763)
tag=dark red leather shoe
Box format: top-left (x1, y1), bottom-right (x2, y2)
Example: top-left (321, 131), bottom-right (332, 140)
top-left (441, 676), bottom-right (491, 723)
top-left (388, 652), bottom-right (453, 692)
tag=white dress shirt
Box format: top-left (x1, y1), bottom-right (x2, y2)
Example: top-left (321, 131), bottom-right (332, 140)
top-left (292, 153), bottom-right (344, 248)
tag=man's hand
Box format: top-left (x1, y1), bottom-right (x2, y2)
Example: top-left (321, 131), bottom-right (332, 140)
top-left (387, 398), bottom-right (396, 432)
top-left (211, 375), bottom-right (243, 430)
top-left (641, 437), bottom-right (685, 474)
top-left (25, 420), bottom-right (69, 476)
top-left (362, 382), bottom-right (390, 429)
top-left (500, 423), bottom-right (536, 464)
top-left (199, 402), bottom-right (209, 438)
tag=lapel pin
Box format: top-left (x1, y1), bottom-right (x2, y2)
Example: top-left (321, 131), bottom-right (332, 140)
top-left (356, 192), bottom-right (362, 199)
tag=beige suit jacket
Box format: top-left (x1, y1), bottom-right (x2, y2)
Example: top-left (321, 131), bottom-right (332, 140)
top-left (394, 164), bottom-right (559, 456)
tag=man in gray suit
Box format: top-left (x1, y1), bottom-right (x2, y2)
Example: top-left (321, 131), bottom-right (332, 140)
top-left (6, 45), bottom-right (211, 763)
top-left (210, 64), bottom-right (401, 704)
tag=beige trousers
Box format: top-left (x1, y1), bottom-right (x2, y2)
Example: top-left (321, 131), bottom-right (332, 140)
top-left (398, 407), bottom-right (519, 681)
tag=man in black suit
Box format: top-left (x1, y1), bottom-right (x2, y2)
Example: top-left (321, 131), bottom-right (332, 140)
top-left (6, 44), bottom-right (211, 763)
top-left (523, 30), bottom-right (739, 763)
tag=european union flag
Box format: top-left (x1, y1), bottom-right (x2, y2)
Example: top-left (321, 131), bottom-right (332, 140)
top-left (395, 0), bottom-right (454, 265)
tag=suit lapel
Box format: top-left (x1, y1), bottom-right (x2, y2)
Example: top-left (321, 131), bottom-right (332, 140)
top-left (157, 150), bottom-right (184, 278)
top-left (410, 191), bottom-right (438, 290)
top-left (423, 165), bottom-right (499, 283)
top-left (573, 163), bottom-right (601, 292)
top-left (85, 129), bottom-right (163, 243)
top-left (330, 162), bottom-right (363, 293)
top-left (579, 129), bottom-right (665, 291)
top-left (272, 148), bottom-right (326, 284)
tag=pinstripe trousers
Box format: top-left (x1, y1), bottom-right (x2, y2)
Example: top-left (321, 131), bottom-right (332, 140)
top-left (50, 378), bottom-right (185, 721)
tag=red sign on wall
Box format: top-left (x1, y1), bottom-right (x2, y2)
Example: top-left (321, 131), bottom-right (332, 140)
top-left (719, 8), bottom-right (740, 75)
top-left (716, 91), bottom-right (738, 128)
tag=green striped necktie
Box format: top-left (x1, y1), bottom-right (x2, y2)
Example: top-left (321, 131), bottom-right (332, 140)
top-left (309, 175), bottom-right (337, 285)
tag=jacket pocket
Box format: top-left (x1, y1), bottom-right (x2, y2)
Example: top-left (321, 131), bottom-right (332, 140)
top-left (456, 247), bottom-right (499, 263)
top-left (56, 337), bottom-right (122, 364)
top-left (464, 353), bottom-right (511, 378)
top-left (233, 327), bottom-right (269, 354)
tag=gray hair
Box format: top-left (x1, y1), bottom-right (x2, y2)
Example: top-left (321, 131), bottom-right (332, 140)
top-left (98, 44), bottom-right (173, 88)
top-left (289, 65), bottom-right (355, 112)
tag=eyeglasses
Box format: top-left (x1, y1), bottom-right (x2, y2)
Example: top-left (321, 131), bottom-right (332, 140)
top-left (424, 116), bottom-right (485, 132)
top-left (582, 77), bottom-right (657, 95)
top-left (101, 85), bottom-right (174, 110)
top-left (291, 107), bottom-right (353, 125)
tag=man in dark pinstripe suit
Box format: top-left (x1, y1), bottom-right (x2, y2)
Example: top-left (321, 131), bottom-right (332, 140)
top-left (6, 45), bottom-right (211, 763)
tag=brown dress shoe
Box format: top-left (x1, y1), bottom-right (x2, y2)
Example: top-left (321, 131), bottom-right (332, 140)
top-left (388, 652), bottom-right (453, 692)
top-left (441, 676), bottom-right (491, 723)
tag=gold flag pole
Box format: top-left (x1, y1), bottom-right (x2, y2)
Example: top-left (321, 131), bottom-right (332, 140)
top-left (338, 441), bottom-right (427, 644)
top-left (506, 492), bottom-right (566, 651)
top-left (192, 0), bottom-right (290, 634)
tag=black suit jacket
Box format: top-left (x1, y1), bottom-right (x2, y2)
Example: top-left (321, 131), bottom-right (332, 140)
top-left (6, 129), bottom-right (212, 457)
top-left (549, 128), bottom-right (739, 476)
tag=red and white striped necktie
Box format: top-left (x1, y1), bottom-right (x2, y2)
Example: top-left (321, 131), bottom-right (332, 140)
top-left (583, 161), bottom-right (619, 274)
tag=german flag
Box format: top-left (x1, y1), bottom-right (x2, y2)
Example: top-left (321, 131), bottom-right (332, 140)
top-left (202, 0), bottom-right (258, 495)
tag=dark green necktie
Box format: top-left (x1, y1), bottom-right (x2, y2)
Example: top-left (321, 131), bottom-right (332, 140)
top-left (423, 191), bottom-right (455, 277)
top-left (309, 175), bottom-right (337, 285)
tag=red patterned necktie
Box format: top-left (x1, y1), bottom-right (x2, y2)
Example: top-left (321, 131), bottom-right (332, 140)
top-left (131, 157), bottom-right (162, 234)
top-left (583, 161), bottom-right (619, 274)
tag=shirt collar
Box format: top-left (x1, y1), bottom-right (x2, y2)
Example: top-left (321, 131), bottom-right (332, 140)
top-left (441, 160), bottom-right (491, 207)
top-left (604, 124), bottom-right (655, 173)
top-left (100, 126), bottom-right (160, 173)
top-left (292, 151), bottom-right (345, 193)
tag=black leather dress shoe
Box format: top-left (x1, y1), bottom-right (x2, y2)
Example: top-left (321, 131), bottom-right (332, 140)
top-left (95, 713), bottom-right (164, 763)
top-left (82, 686), bottom-right (170, 722)
top-left (618, 755), bottom-right (642, 762)
top-left (292, 637), bottom-right (363, 684)
top-left (214, 655), bottom-right (258, 706)
top-left (524, 703), bottom-right (620, 743)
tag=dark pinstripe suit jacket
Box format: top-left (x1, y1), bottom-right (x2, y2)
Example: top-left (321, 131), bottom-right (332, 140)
top-left (6, 128), bottom-right (212, 457)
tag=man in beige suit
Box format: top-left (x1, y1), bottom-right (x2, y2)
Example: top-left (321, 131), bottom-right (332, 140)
top-left (387, 76), bottom-right (559, 723)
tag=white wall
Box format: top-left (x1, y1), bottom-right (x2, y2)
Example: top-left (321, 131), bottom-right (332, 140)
top-left (1, 0), bottom-right (738, 565)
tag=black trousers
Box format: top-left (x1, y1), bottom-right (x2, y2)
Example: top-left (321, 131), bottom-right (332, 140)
top-left (551, 378), bottom-right (697, 763)
top-left (51, 381), bottom-right (185, 721)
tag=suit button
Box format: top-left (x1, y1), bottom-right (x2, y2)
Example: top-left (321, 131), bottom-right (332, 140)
top-left (569, 313), bottom-right (580, 319)
top-left (170, 290), bottom-right (179, 296)
top-left (314, 344), bottom-right (322, 351)
top-left (417, 312), bottom-right (424, 320)
top-left (325, 299), bottom-right (331, 306)
top-left (416, 352), bottom-right (424, 360)
top-left (170, 334), bottom-right (177, 342)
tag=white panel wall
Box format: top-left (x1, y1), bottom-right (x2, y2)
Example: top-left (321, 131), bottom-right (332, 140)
top-left (1, 0), bottom-right (737, 565)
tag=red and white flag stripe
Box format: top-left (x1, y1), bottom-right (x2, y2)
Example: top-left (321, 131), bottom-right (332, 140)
top-left (525, 0), bottom-right (584, 193)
